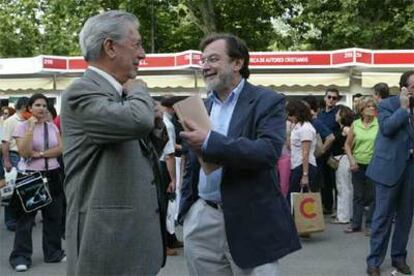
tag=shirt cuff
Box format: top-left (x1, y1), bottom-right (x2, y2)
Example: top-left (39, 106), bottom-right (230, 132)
top-left (201, 130), bottom-right (211, 152)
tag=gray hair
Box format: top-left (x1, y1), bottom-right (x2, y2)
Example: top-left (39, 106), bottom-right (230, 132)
top-left (79, 10), bottom-right (139, 62)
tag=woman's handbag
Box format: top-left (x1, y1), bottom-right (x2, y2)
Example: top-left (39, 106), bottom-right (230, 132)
top-left (327, 155), bottom-right (343, 170)
top-left (14, 172), bottom-right (52, 213)
top-left (13, 122), bottom-right (52, 213)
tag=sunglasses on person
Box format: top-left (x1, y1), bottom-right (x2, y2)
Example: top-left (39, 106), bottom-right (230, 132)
top-left (327, 95), bottom-right (338, 101)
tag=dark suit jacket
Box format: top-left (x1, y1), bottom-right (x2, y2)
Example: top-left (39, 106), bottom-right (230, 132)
top-left (366, 96), bottom-right (413, 186)
top-left (178, 81), bottom-right (301, 269)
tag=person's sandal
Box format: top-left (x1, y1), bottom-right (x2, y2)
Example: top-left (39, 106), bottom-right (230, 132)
top-left (331, 218), bottom-right (349, 224)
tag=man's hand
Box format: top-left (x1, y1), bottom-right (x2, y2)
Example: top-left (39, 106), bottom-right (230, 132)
top-left (179, 120), bottom-right (208, 153)
top-left (400, 87), bottom-right (410, 110)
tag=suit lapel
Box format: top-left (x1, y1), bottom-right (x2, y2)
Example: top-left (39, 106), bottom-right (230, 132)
top-left (204, 96), bottom-right (213, 114)
top-left (227, 82), bottom-right (256, 137)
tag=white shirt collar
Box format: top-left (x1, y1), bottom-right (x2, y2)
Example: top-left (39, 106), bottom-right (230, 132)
top-left (88, 66), bottom-right (123, 96)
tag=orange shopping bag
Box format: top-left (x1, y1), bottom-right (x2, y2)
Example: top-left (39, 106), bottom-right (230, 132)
top-left (290, 190), bottom-right (325, 234)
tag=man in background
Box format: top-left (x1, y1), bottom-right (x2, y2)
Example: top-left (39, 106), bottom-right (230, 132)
top-left (317, 87), bottom-right (341, 215)
top-left (2, 96), bottom-right (29, 231)
top-left (366, 71), bottom-right (414, 276)
top-left (373, 82), bottom-right (390, 102)
top-left (160, 96), bottom-right (184, 256)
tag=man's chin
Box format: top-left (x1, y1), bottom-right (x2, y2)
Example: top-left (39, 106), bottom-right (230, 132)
top-left (128, 70), bottom-right (138, 80)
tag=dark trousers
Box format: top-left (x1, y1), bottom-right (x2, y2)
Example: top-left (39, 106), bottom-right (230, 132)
top-left (320, 158), bottom-right (336, 212)
top-left (367, 158), bottom-right (414, 268)
top-left (287, 164), bottom-right (318, 203)
top-left (351, 164), bottom-right (375, 230)
top-left (9, 193), bottom-right (65, 268)
top-left (160, 161), bottom-right (178, 248)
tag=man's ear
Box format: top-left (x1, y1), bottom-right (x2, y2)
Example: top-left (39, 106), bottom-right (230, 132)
top-left (102, 38), bottom-right (117, 59)
top-left (233, 58), bottom-right (243, 73)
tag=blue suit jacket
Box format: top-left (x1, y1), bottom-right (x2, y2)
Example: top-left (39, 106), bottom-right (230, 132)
top-left (366, 96), bottom-right (413, 186)
top-left (178, 81), bottom-right (301, 269)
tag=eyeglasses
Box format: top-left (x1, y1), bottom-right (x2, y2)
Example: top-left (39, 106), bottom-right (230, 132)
top-left (327, 95), bottom-right (338, 101)
top-left (200, 55), bottom-right (221, 65)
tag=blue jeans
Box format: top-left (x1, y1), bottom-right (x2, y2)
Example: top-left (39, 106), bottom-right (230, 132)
top-left (4, 151), bottom-right (21, 229)
top-left (367, 158), bottom-right (414, 268)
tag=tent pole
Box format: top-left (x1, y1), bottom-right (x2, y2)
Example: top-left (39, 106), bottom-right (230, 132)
top-left (53, 74), bottom-right (57, 91)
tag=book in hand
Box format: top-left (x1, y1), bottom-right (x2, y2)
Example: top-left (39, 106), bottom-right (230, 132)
top-left (173, 95), bottom-right (219, 175)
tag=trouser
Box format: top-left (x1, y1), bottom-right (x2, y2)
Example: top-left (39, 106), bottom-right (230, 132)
top-left (351, 164), bottom-right (374, 229)
top-left (335, 155), bottom-right (353, 223)
top-left (367, 158), bottom-right (414, 268)
top-left (184, 199), bottom-right (280, 276)
top-left (160, 161), bottom-right (178, 248)
top-left (320, 158), bottom-right (336, 212)
top-left (4, 151), bottom-right (20, 229)
top-left (9, 193), bottom-right (65, 268)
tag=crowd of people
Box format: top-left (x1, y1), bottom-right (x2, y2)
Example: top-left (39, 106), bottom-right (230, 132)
top-left (0, 9), bottom-right (413, 276)
top-left (281, 71), bottom-right (414, 276)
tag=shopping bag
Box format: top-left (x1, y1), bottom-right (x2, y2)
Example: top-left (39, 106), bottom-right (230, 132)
top-left (166, 198), bottom-right (178, 235)
top-left (277, 154), bottom-right (291, 197)
top-left (14, 172), bottom-right (52, 213)
top-left (291, 190), bottom-right (325, 234)
top-left (0, 167), bottom-right (18, 206)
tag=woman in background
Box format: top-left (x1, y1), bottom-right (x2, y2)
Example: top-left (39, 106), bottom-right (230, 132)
top-left (331, 105), bottom-right (354, 224)
top-left (9, 93), bottom-right (65, 272)
top-left (286, 100), bottom-right (318, 197)
top-left (344, 96), bottom-right (378, 236)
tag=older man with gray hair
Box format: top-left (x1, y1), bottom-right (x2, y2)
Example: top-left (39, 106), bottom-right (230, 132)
top-left (61, 10), bottom-right (165, 276)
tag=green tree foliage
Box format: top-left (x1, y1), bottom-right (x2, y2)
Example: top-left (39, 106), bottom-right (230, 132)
top-left (181, 0), bottom-right (283, 51)
top-left (273, 0), bottom-right (414, 50)
top-left (0, 0), bottom-right (43, 57)
top-left (0, 0), bottom-right (412, 58)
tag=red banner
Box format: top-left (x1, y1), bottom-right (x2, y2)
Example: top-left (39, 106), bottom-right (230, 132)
top-left (356, 51), bottom-right (371, 64)
top-left (43, 58), bottom-right (67, 70)
top-left (332, 51), bottom-right (354, 64)
top-left (374, 52), bottom-right (414, 65)
top-left (250, 53), bottom-right (331, 66)
top-left (68, 59), bottom-right (87, 70)
top-left (37, 49), bottom-right (414, 73)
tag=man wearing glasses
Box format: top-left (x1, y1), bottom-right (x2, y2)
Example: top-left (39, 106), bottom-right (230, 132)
top-left (178, 33), bottom-right (300, 275)
top-left (317, 87), bottom-right (341, 215)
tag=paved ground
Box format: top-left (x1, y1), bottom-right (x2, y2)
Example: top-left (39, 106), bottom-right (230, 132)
top-left (1, 207), bottom-right (413, 276)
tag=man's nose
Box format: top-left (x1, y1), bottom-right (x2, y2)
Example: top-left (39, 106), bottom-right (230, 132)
top-left (201, 61), bottom-right (211, 71)
top-left (138, 48), bottom-right (146, 60)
